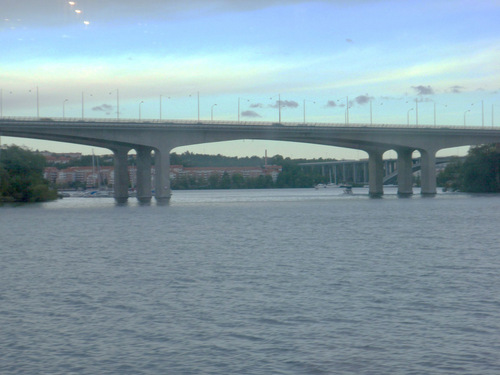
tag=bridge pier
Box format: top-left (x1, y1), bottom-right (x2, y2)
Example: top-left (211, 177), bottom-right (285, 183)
top-left (154, 147), bottom-right (172, 203)
top-left (136, 147), bottom-right (153, 203)
top-left (397, 148), bottom-right (414, 196)
top-left (368, 149), bottom-right (385, 196)
top-left (113, 147), bottom-right (130, 203)
top-left (420, 149), bottom-right (437, 195)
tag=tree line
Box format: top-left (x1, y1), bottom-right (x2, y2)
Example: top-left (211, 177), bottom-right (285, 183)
top-left (1, 146), bottom-right (58, 202)
top-left (8, 144), bottom-right (498, 200)
top-left (437, 144), bottom-right (500, 192)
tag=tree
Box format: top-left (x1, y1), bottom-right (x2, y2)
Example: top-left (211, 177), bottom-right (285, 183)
top-left (437, 145), bottom-right (500, 192)
top-left (220, 171), bottom-right (231, 189)
top-left (461, 145), bottom-right (500, 192)
top-left (437, 157), bottom-right (463, 191)
top-left (0, 145), bottom-right (58, 202)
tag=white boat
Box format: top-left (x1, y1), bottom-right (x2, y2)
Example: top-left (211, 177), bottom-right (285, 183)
top-left (82, 190), bottom-right (113, 198)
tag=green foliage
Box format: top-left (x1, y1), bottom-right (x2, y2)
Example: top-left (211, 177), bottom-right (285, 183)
top-left (275, 157), bottom-right (324, 188)
top-left (47, 154), bottom-right (114, 169)
top-left (168, 152), bottom-right (335, 190)
top-left (170, 151), bottom-right (264, 168)
top-left (437, 145), bottom-right (500, 192)
top-left (461, 145), bottom-right (500, 192)
top-left (0, 145), bottom-right (58, 202)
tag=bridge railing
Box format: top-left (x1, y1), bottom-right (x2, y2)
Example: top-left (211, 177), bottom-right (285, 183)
top-left (0, 115), bottom-right (497, 130)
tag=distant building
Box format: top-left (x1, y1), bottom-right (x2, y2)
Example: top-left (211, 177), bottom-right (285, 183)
top-left (44, 164), bottom-right (282, 188)
top-left (40, 151), bottom-right (82, 164)
top-left (170, 165), bottom-right (282, 182)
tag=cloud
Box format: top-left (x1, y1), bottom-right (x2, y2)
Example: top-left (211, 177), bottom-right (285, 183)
top-left (325, 100), bottom-right (345, 108)
top-left (449, 85), bottom-right (464, 93)
top-left (269, 100), bottom-right (299, 109)
top-left (411, 85), bottom-right (434, 95)
top-left (241, 110), bottom-right (261, 118)
top-left (346, 38), bottom-right (353, 43)
top-left (250, 103), bottom-right (264, 108)
top-left (92, 104), bottom-right (114, 113)
top-left (354, 94), bottom-right (373, 105)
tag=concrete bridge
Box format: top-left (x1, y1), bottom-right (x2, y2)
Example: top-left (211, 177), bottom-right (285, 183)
top-left (299, 157), bottom-right (459, 186)
top-left (1, 117), bottom-right (500, 202)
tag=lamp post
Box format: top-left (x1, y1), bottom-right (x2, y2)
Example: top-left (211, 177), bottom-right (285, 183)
top-left (407, 108), bottom-right (414, 126)
top-left (303, 99), bottom-right (316, 123)
top-left (370, 101), bottom-right (383, 125)
top-left (415, 98), bottom-right (419, 126)
top-left (343, 103), bottom-right (352, 125)
top-left (482, 100), bottom-right (484, 127)
top-left (211, 104), bottom-right (217, 121)
top-left (109, 89), bottom-right (119, 120)
top-left (139, 101), bottom-right (144, 120)
top-left (270, 94), bottom-right (281, 123)
top-left (29, 86), bottom-right (39, 118)
top-left (63, 99), bottom-right (68, 119)
top-left (159, 94), bottom-right (170, 120)
top-left (433, 102), bottom-right (448, 126)
top-left (464, 109), bottom-right (470, 127)
top-left (81, 92), bottom-right (93, 120)
top-left (346, 96), bottom-right (349, 125)
top-left (493, 104), bottom-right (495, 127)
top-left (238, 97), bottom-right (250, 122)
top-left (370, 99), bottom-right (372, 125)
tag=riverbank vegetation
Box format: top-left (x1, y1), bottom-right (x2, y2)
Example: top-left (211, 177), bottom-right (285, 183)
top-left (0, 146), bottom-right (58, 202)
top-left (437, 144), bottom-right (500, 192)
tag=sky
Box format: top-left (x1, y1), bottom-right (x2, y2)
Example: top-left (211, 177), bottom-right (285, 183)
top-left (1, 0), bottom-right (500, 159)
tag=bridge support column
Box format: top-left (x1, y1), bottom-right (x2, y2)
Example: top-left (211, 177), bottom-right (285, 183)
top-left (154, 147), bottom-right (172, 203)
top-left (113, 147), bottom-right (130, 204)
top-left (397, 148), bottom-right (414, 196)
top-left (368, 149), bottom-right (384, 196)
top-left (420, 149), bottom-right (437, 195)
top-left (136, 147), bottom-right (153, 203)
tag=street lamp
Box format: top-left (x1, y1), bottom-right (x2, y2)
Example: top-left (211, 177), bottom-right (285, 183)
top-left (81, 92), bottom-right (93, 120)
top-left (407, 108), bottom-right (414, 126)
top-left (188, 92), bottom-right (200, 122)
top-left (139, 101), bottom-right (144, 120)
top-left (464, 109), bottom-right (470, 127)
top-left (159, 94), bottom-right (170, 120)
top-left (238, 97), bottom-right (250, 122)
top-left (346, 96), bottom-right (349, 125)
top-left (415, 98), bottom-right (419, 126)
top-left (433, 102), bottom-right (448, 126)
top-left (109, 89), bottom-right (119, 120)
top-left (211, 104), bottom-right (217, 121)
top-left (303, 99), bottom-right (316, 123)
top-left (370, 100), bottom-right (383, 125)
top-left (270, 94), bottom-right (281, 123)
top-left (29, 86), bottom-right (39, 118)
top-left (63, 99), bottom-right (68, 119)
top-left (370, 99), bottom-right (372, 125)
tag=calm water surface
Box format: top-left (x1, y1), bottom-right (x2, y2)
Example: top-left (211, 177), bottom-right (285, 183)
top-left (1, 188), bottom-right (500, 374)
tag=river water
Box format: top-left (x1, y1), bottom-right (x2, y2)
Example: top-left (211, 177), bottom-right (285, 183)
top-left (1, 188), bottom-right (499, 374)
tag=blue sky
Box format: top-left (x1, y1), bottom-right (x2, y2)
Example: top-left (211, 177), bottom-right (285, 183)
top-left (1, 0), bottom-right (499, 158)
